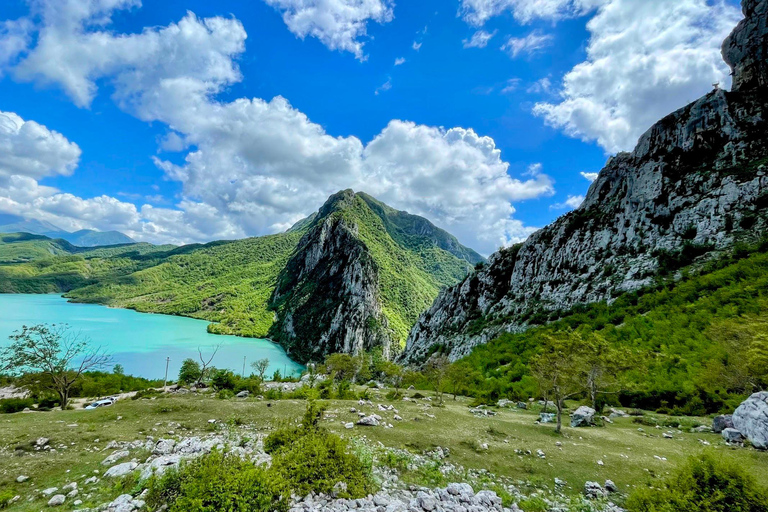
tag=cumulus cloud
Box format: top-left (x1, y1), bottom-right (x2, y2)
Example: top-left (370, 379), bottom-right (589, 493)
top-left (463, 29), bottom-right (497, 49)
top-left (501, 31), bottom-right (553, 58)
top-left (533, 0), bottom-right (741, 153)
top-left (394, 57), bottom-right (405, 65)
top-left (0, 0), bottom-right (555, 254)
top-left (580, 171), bottom-right (599, 182)
top-left (460, 0), bottom-right (602, 26)
top-left (263, 0), bottom-right (394, 60)
top-left (0, 111), bottom-right (81, 179)
top-left (550, 194), bottom-right (584, 210)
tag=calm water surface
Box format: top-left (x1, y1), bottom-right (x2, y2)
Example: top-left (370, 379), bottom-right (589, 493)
top-left (0, 294), bottom-right (303, 380)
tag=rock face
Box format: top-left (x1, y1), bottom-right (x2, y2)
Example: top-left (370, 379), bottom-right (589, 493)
top-left (400, 0), bottom-right (768, 363)
top-left (570, 406), bottom-right (596, 428)
top-left (732, 391), bottom-right (768, 449)
top-left (269, 190), bottom-right (479, 363)
top-left (712, 414), bottom-right (734, 433)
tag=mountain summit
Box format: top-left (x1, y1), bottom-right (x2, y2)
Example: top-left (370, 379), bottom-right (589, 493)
top-left (401, 0), bottom-right (768, 363)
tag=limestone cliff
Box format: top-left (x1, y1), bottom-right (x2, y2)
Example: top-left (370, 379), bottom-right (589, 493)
top-left (401, 0), bottom-right (768, 363)
top-left (268, 190), bottom-right (479, 363)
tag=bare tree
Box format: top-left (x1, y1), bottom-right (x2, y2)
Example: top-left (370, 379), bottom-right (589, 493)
top-left (0, 324), bottom-right (111, 410)
top-left (251, 358), bottom-right (270, 382)
top-left (425, 355), bottom-right (450, 404)
top-left (196, 344), bottom-right (221, 385)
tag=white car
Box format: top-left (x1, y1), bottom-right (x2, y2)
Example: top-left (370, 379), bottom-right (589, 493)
top-left (85, 399), bottom-right (114, 410)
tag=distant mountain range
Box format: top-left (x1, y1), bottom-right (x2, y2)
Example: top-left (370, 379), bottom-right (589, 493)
top-left (0, 214), bottom-right (135, 247)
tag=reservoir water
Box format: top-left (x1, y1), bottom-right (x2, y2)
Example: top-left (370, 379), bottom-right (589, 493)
top-left (0, 294), bottom-right (303, 380)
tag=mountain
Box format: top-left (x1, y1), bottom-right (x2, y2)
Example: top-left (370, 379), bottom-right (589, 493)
top-left (268, 190), bottom-right (479, 362)
top-left (401, 0), bottom-right (768, 364)
top-left (0, 191), bottom-right (480, 362)
top-left (0, 214), bottom-right (136, 247)
top-left (0, 232), bottom-right (78, 264)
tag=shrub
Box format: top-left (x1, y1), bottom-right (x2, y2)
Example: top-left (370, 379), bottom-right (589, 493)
top-left (146, 451), bottom-right (287, 512)
top-left (216, 389), bottom-right (234, 400)
top-left (266, 402), bottom-right (376, 498)
top-left (0, 490), bottom-right (15, 509)
top-left (212, 369), bottom-right (237, 391)
top-left (0, 398), bottom-right (33, 414)
top-left (626, 452), bottom-right (768, 512)
top-left (271, 431), bottom-right (375, 498)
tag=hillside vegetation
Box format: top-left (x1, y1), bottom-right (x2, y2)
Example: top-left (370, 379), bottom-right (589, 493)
top-left (0, 191), bottom-right (479, 353)
top-left (446, 239), bottom-right (768, 414)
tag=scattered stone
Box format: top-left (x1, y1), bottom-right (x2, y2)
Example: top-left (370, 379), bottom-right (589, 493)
top-left (16, 475), bottom-right (28, 483)
top-left (584, 481), bottom-right (606, 499)
top-left (104, 462), bottom-right (139, 478)
top-left (570, 406), bottom-right (596, 427)
top-left (733, 391), bottom-right (768, 449)
top-left (357, 415), bottom-right (380, 426)
top-left (36, 437), bottom-right (50, 447)
top-left (605, 480), bottom-right (619, 493)
top-left (517, 402), bottom-right (528, 410)
top-left (235, 390), bottom-right (250, 398)
top-left (102, 450), bottom-right (130, 466)
top-left (153, 439), bottom-right (176, 455)
top-left (722, 427), bottom-right (745, 444)
top-left (47, 495), bottom-right (66, 507)
top-left (42, 488), bottom-right (59, 496)
top-left (344, 422), bottom-right (354, 429)
top-left (539, 413), bottom-right (555, 423)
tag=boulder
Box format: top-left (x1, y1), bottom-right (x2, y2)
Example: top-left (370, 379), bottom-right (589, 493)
top-left (235, 390), bottom-right (249, 398)
top-left (104, 462), bottom-right (138, 478)
top-left (356, 415), bottom-right (379, 426)
top-left (570, 406), bottom-right (596, 427)
top-left (539, 413), bottom-right (555, 423)
top-left (101, 450), bottom-right (130, 466)
top-left (584, 481), bottom-right (606, 499)
top-left (47, 495), bottom-right (66, 507)
top-left (712, 414), bottom-right (733, 433)
top-left (722, 427), bottom-right (745, 444)
top-left (16, 475), bottom-right (28, 483)
top-left (517, 402), bottom-right (528, 410)
top-left (732, 391), bottom-right (768, 449)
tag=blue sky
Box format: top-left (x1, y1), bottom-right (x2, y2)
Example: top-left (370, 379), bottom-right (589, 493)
top-left (0, 0), bottom-right (741, 254)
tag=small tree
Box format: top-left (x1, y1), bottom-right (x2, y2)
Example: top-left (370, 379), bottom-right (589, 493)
top-left (197, 344), bottom-right (221, 385)
top-left (251, 358), bottom-right (270, 383)
top-left (113, 364), bottom-right (125, 375)
top-left (0, 324), bottom-right (111, 410)
top-left (424, 355), bottom-right (449, 404)
top-left (445, 362), bottom-right (471, 400)
top-left (531, 331), bottom-right (585, 433)
top-left (379, 360), bottom-right (404, 396)
top-left (579, 331), bottom-right (632, 411)
top-left (323, 353), bottom-right (361, 382)
top-left (178, 358), bottom-right (202, 385)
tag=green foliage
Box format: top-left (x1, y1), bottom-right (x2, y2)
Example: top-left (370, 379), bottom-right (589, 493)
top-left (146, 450), bottom-right (288, 512)
top-left (0, 397), bottom-right (33, 414)
top-left (0, 489), bottom-right (15, 509)
top-left (211, 369), bottom-right (236, 391)
top-left (626, 453), bottom-right (768, 512)
top-left (265, 402), bottom-right (376, 499)
top-left (178, 359), bottom-right (202, 385)
top-left (453, 242), bottom-right (768, 413)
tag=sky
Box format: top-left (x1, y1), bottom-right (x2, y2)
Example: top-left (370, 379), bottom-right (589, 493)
top-left (0, 0), bottom-right (742, 255)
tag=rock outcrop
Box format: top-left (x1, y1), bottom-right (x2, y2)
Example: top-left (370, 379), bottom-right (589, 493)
top-left (269, 190), bottom-right (479, 363)
top-left (732, 391), bottom-right (768, 449)
top-left (401, 0), bottom-right (768, 363)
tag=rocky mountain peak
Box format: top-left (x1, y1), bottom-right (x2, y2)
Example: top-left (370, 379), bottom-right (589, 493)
top-left (400, 6), bottom-right (768, 364)
top-left (723, 0), bottom-right (768, 92)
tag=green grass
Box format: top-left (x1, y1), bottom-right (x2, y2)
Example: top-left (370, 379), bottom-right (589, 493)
top-left (1, 393), bottom-right (767, 511)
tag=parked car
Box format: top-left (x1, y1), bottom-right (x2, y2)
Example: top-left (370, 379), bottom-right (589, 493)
top-left (85, 399), bottom-right (114, 410)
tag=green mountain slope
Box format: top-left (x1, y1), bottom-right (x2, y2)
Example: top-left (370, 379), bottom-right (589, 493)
top-left (269, 191), bottom-right (477, 361)
top-left (450, 239), bottom-right (768, 414)
top-left (0, 233), bottom-right (78, 264)
top-left (0, 191), bottom-right (479, 358)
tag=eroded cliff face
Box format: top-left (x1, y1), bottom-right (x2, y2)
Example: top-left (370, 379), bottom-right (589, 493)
top-left (269, 191), bottom-right (391, 363)
top-left (401, 0), bottom-right (768, 364)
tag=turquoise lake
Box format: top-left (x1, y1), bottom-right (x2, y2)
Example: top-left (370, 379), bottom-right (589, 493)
top-left (0, 294), bottom-right (303, 380)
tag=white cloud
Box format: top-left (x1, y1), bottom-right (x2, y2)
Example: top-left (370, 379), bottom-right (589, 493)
top-left (526, 77), bottom-right (553, 94)
top-left (375, 77), bottom-right (392, 95)
top-left (460, 0), bottom-right (602, 26)
top-left (580, 171), bottom-right (599, 182)
top-left (501, 31), bottom-right (553, 58)
top-left (394, 57), bottom-right (405, 65)
top-left (0, 111), bottom-right (81, 180)
top-left (501, 78), bottom-right (522, 94)
top-left (533, 0), bottom-right (741, 153)
top-left (0, 18), bottom-right (31, 69)
top-left (0, 0), bottom-right (555, 254)
top-left (263, 0), bottom-right (394, 60)
top-left (550, 194), bottom-right (584, 210)
top-left (463, 29), bottom-right (497, 49)
top-left (412, 41), bottom-right (422, 50)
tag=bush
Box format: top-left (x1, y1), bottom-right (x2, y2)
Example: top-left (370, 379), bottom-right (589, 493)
top-left (626, 452), bottom-right (768, 512)
top-left (266, 402), bottom-right (376, 498)
top-left (216, 389), bottom-right (234, 400)
top-left (271, 431), bottom-right (375, 498)
top-left (146, 451), bottom-right (287, 512)
top-left (0, 489), bottom-right (15, 509)
top-left (0, 398), bottom-right (33, 414)
top-left (212, 369), bottom-right (237, 391)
